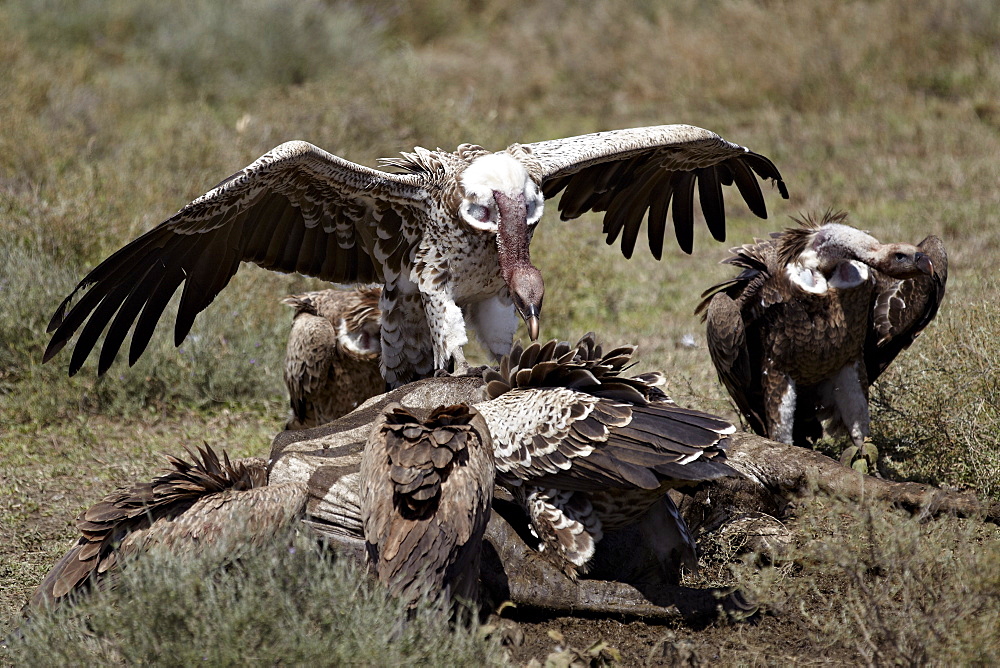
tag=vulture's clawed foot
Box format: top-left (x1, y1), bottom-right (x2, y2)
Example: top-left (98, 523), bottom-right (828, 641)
top-left (433, 364), bottom-right (490, 378)
top-left (434, 347), bottom-right (491, 379)
top-left (433, 348), bottom-right (473, 377)
top-left (839, 438), bottom-right (880, 476)
top-left (479, 616), bottom-right (525, 648)
top-left (720, 587), bottom-right (761, 622)
top-left (461, 364), bottom-right (492, 378)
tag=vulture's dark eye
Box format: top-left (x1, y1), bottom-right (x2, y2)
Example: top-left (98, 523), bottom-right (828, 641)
top-left (894, 252), bottom-right (907, 261)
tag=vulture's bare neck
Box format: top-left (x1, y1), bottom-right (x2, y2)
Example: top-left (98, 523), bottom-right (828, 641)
top-left (803, 223), bottom-right (880, 272)
top-left (461, 152), bottom-right (545, 338)
top-left (788, 222), bottom-right (930, 280)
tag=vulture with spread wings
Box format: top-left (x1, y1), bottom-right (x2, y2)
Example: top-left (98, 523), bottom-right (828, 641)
top-left (44, 125), bottom-right (787, 387)
top-left (697, 211), bottom-right (947, 470)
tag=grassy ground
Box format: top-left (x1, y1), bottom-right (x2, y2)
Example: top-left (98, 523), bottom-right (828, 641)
top-left (2, 0), bottom-right (999, 664)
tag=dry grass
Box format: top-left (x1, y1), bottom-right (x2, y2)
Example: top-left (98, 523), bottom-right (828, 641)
top-left (872, 287), bottom-right (1000, 499)
top-left (2, 0), bottom-right (999, 663)
top-left (732, 497), bottom-right (1000, 666)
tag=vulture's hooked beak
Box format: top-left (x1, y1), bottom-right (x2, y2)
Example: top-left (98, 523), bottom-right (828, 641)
top-left (916, 252), bottom-right (934, 276)
top-left (507, 279), bottom-right (543, 342)
top-left (523, 305), bottom-right (540, 341)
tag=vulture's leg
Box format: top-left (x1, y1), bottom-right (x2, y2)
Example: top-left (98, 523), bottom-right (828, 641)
top-left (444, 345), bottom-right (470, 376)
top-left (480, 509), bottom-right (753, 622)
top-left (418, 286), bottom-right (471, 375)
top-left (379, 283), bottom-right (435, 388)
top-left (587, 494), bottom-right (697, 586)
top-left (826, 362), bottom-right (877, 473)
top-left (465, 294), bottom-right (519, 363)
top-left (640, 494), bottom-right (699, 577)
top-left (830, 363), bottom-right (870, 447)
top-left (763, 370), bottom-right (796, 444)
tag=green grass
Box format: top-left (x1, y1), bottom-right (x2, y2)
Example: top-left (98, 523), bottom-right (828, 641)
top-left (5, 529), bottom-right (506, 666)
top-left (2, 0), bottom-right (999, 663)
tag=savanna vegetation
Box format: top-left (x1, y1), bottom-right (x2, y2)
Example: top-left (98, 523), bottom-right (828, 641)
top-left (2, 0), bottom-right (999, 664)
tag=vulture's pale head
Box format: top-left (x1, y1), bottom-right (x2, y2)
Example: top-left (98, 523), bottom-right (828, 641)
top-left (807, 223), bottom-right (935, 279)
top-left (335, 316), bottom-right (381, 360)
top-left (460, 152), bottom-right (545, 340)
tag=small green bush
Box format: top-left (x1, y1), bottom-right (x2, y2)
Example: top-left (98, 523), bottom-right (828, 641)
top-left (734, 497), bottom-right (1000, 665)
top-left (872, 288), bottom-right (1000, 501)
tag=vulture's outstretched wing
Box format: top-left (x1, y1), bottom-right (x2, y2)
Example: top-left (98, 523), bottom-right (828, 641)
top-left (28, 447), bottom-right (304, 610)
top-left (44, 141), bottom-right (428, 375)
top-left (866, 235), bottom-right (948, 382)
top-left (526, 125), bottom-right (789, 258)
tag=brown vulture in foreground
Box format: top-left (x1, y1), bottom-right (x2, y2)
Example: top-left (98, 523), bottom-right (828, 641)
top-left (283, 285), bottom-right (383, 429)
top-left (43, 125), bottom-right (787, 388)
top-left (361, 403), bottom-right (494, 612)
top-left (697, 211), bottom-right (947, 470)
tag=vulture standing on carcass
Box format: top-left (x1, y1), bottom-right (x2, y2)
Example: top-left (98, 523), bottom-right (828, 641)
top-left (283, 285), bottom-right (383, 429)
top-left (360, 403), bottom-right (494, 612)
top-left (697, 211), bottom-right (947, 471)
top-left (43, 125), bottom-right (787, 387)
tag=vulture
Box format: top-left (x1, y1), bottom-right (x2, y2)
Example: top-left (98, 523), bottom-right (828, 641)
top-left (43, 125), bottom-right (788, 387)
top-left (361, 403), bottom-right (494, 612)
top-left (474, 334), bottom-right (736, 578)
top-left (28, 446), bottom-right (305, 609)
top-left (283, 285), bottom-right (383, 429)
top-left (697, 211), bottom-right (947, 470)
